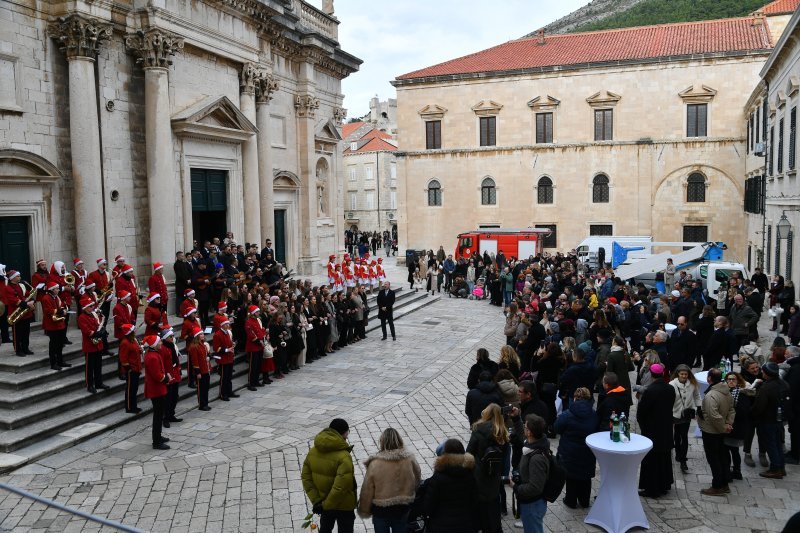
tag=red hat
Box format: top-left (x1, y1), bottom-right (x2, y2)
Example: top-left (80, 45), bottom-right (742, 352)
top-left (329, 254), bottom-right (336, 261)
top-left (35, 259), bottom-right (46, 266)
top-left (191, 326), bottom-right (204, 338)
top-left (146, 292), bottom-right (161, 303)
top-left (73, 258), bottom-right (83, 267)
top-left (184, 288), bottom-right (195, 297)
top-left (117, 290), bottom-right (131, 301)
top-left (364, 252), bottom-right (370, 258)
top-left (343, 253), bottom-right (350, 259)
top-left (143, 335), bottom-right (160, 349)
top-left (218, 302), bottom-right (227, 311)
top-left (153, 262), bottom-right (163, 271)
top-left (122, 264), bottom-right (134, 274)
top-left (7, 270), bottom-right (20, 280)
top-left (248, 305), bottom-right (260, 315)
top-left (220, 319), bottom-right (231, 327)
top-left (96, 258), bottom-right (107, 266)
top-left (121, 323), bottom-right (135, 336)
top-left (184, 307), bottom-right (197, 317)
top-left (46, 281), bottom-right (59, 291)
top-left (377, 258), bottom-right (383, 263)
top-left (114, 255), bottom-right (125, 263)
top-left (608, 297), bottom-right (618, 304)
top-left (80, 297), bottom-right (95, 310)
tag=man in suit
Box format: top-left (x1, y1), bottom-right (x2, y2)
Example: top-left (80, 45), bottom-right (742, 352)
top-left (377, 281), bottom-right (396, 341)
top-left (703, 315), bottom-right (729, 370)
top-left (260, 238), bottom-right (274, 261)
top-left (667, 316), bottom-right (698, 371)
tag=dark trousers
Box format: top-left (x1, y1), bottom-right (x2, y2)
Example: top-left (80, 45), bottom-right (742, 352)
top-left (125, 370), bottom-right (140, 411)
top-left (0, 309), bottom-right (11, 342)
top-left (12, 317), bottom-right (31, 354)
top-left (702, 431), bottom-right (730, 488)
top-left (248, 351), bottom-right (262, 387)
top-left (726, 444), bottom-right (741, 472)
top-left (355, 321), bottom-right (366, 340)
top-left (319, 510), bottom-right (355, 533)
top-left (564, 477), bottom-right (591, 508)
top-left (744, 424), bottom-right (765, 454)
top-left (196, 373), bottom-right (210, 408)
top-left (198, 300), bottom-right (210, 328)
top-left (46, 329), bottom-right (66, 368)
top-left (759, 422), bottom-right (785, 470)
top-left (219, 363), bottom-right (233, 399)
top-left (789, 419), bottom-right (800, 458)
top-left (151, 396), bottom-right (165, 445)
top-left (84, 350), bottom-right (103, 389)
top-left (674, 421), bottom-right (690, 462)
top-left (100, 300), bottom-right (111, 329)
top-left (186, 348), bottom-right (196, 388)
top-left (165, 383), bottom-right (179, 420)
top-left (476, 497), bottom-right (502, 533)
top-left (380, 315), bottom-right (396, 339)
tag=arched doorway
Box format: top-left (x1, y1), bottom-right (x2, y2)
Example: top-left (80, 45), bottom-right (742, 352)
top-left (273, 171), bottom-right (301, 268)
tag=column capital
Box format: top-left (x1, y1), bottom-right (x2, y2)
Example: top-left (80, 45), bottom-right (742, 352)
top-left (240, 62), bottom-right (263, 96)
top-left (125, 28), bottom-right (184, 69)
top-left (295, 94), bottom-right (319, 118)
top-left (49, 14), bottom-right (112, 60)
top-left (256, 73), bottom-right (280, 104)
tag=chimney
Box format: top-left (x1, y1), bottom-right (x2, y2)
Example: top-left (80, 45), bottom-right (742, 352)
top-left (538, 29), bottom-right (546, 45)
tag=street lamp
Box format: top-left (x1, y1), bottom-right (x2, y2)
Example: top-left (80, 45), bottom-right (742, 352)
top-left (777, 209), bottom-right (800, 239)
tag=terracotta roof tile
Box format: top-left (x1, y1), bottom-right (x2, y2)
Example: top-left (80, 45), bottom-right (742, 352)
top-left (344, 137), bottom-right (397, 154)
top-left (759, 0), bottom-right (800, 15)
top-left (342, 121), bottom-right (365, 138)
top-left (397, 17), bottom-right (773, 81)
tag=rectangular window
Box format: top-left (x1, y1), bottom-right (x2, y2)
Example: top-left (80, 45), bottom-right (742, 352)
top-left (535, 224), bottom-right (557, 248)
top-left (769, 126), bottom-right (775, 175)
top-left (779, 117), bottom-right (785, 173)
top-left (536, 112), bottom-right (553, 143)
top-left (594, 109), bottom-right (613, 141)
top-left (749, 114), bottom-right (754, 152)
top-left (390, 162), bottom-right (397, 180)
top-left (390, 191), bottom-right (397, 210)
top-left (365, 165), bottom-right (374, 180)
top-left (589, 224), bottom-right (613, 236)
top-left (348, 166), bottom-right (357, 182)
top-left (763, 99), bottom-right (768, 141)
top-left (790, 107), bottom-right (797, 171)
top-left (756, 107), bottom-right (761, 144)
top-left (349, 192), bottom-right (357, 211)
top-left (686, 104), bottom-right (707, 137)
top-left (683, 225), bottom-right (708, 248)
top-left (365, 193), bottom-right (374, 210)
top-left (425, 120), bottom-right (441, 149)
top-left (479, 116), bottom-right (496, 147)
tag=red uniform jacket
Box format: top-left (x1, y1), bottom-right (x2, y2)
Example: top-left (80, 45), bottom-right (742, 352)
top-left (87, 269), bottom-right (111, 296)
top-left (180, 298), bottom-right (197, 319)
top-left (48, 273), bottom-right (73, 308)
top-left (4, 282), bottom-right (33, 321)
top-left (144, 304), bottom-right (168, 336)
top-left (212, 329), bottom-right (234, 365)
top-left (41, 293), bottom-right (66, 332)
top-left (115, 276), bottom-right (139, 315)
top-left (245, 316), bottom-right (266, 353)
top-left (72, 269), bottom-right (88, 294)
top-left (181, 317), bottom-right (199, 341)
top-left (148, 274), bottom-right (169, 306)
top-left (159, 342), bottom-right (182, 384)
top-left (77, 311), bottom-right (103, 353)
top-left (188, 342), bottom-right (210, 375)
top-left (212, 312), bottom-right (228, 332)
top-left (119, 337), bottom-right (142, 373)
top-left (31, 270), bottom-right (49, 301)
top-left (113, 302), bottom-right (133, 340)
top-left (144, 349), bottom-right (168, 398)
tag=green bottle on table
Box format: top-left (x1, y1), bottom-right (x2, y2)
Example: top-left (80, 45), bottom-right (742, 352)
top-left (612, 413), bottom-right (620, 442)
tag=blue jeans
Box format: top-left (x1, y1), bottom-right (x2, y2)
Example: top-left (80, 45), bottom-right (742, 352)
top-left (759, 421), bottom-right (785, 470)
top-left (372, 513), bottom-right (408, 533)
top-left (519, 498), bottom-right (546, 533)
top-left (503, 290), bottom-right (513, 307)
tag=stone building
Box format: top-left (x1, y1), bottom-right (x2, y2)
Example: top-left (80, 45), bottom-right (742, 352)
top-left (745, 0), bottom-right (800, 284)
top-left (0, 0), bottom-right (360, 284)
top-left (391, 9), bottom-right (788, 261)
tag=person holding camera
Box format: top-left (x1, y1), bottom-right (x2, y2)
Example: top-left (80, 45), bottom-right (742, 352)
top-left (669, 364), bottom-right (702, 473)
top-left (698, 368), bottom-right (736, 495)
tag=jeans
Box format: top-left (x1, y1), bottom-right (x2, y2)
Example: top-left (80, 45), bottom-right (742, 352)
top-left (372, 513), bottom-right (408, 533)
top-left (519, 498), bottom-right (546, 533)
top-left (759, 422), bottom-right (785, 470)
top-left (503, 290), bottom-right (513, 307)
top-left (319, 510), bottom-right (354, 533)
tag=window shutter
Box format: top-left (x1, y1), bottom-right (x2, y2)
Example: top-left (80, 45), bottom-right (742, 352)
top-left (489, 117), bottom-right (496, 146)
top-left (687, 105), bottom-right (697, 137)
top-left (604, 110), bottom-right (613, 140)
top-left (697, 104), bottom-right (707, 137)
top-left (594, 111), bottom-right (603, 141)
top-left (545, 113), bottom-right (553, 142)
top-left (790, 107), bottom-right (796, 170)
top-left (536, 114), bottom-right (544, 144)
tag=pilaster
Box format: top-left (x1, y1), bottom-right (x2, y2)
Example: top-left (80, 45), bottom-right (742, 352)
top-left (240, 62), bottom-right (263, 247)
top-left (256, 73), bottom-right (280, 243)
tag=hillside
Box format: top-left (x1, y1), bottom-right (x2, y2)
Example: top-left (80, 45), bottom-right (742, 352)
top-left (532, 0), bottom-right (769, 36)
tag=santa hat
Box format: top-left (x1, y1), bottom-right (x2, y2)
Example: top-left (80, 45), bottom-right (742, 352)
top-left (143, 335), bottom-right (160, 349)
top-left (36, 259), bottom-right (46, 267)
top-left (364, 252), bottom-right (370, 259)
top-left (218, 302), bottom-right (227, 311)
top-left (122, 265), bottom-right (134, 275)
top-left (121, 323), bottom-right (136, 336)
top-left (220, 319), bottom-right (231, 327)
top-left (370, 260), bottom-right (376, 266)
top-left (184, 307), bottom-right (197, 317)
top-left (377, 258), bottom-right (383, 263)
top-left (146, 292), bottom-right (161, 303)
top-left (96, 258), bottom-right (107, 266)
top-left (153, 262), bottom-right (163, 272)
top-left (7, 270), bottom-right (20, 280)
top-left (160, 328), bottom-right (175, 340)
top-left (46, 281), bottom-right (60, 291)
top-left (248, 304), bottom-right (260, 315)
top-left (184, 288), bottom-right (195, 297)
top-left (114, 255), bottom-right (125, 263)
top-left (191, 327), bottom-right (204, 338)
top-left (329, 254), bottom-right (336, 261)
top-left (80, 297), bottom-right (95, 310)
top-left (343, 253), bottom-right (350, 260)
top-left (117, 290), bottom-right (131, 301)
top-left (73, 258), bottom-right (84, 267)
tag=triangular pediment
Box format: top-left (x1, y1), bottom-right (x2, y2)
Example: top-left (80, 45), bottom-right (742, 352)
top-left (317, 118), bottom-right (343, 142)
top-left (171, 95), bottom-right (257, 141)
top-left (527, 95), bottom-right (561, 110)
top-left (418, 104), bottom-right (447, 120)
top-left (678, 85), bottom-right (717, 103)
top-left (471, 100), bottom-right (503, 116)
top-left (586, 90), bottom-right (621, 108)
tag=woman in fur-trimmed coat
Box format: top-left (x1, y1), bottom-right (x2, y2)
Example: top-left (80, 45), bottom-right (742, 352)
top-left (357, 428), bottom-right (422, 532)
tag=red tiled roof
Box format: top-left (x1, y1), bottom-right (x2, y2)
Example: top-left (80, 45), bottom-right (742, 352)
top-left (361, 128), bottom-right (393, 141)
top-left (344, 137), bottom-right (397, 154)
top-left (759, 0), bottom-right (800, 15)
top-left (397, 17), bottom-right (773, 81)
top-left (342, 121), bottom-right (365, 138)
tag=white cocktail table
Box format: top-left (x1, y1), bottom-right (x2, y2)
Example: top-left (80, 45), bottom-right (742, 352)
top-left (693, 371), bottom-right (709, 437)
top-left (585, 432), bottom-right (653, 533)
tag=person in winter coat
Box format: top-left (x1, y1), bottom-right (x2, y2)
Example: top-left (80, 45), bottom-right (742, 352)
top-left (606, 335), bottom-right (634, 395)
top-left (358, 428), bottom-right (421, 532)
top-left (498, 345), bottom-right (522, 379)
top-left (637, 363), bottom-right (676, 498)
top-left (694, 305), bottom-right (716, 368)
top-left (467, 348), bottom-right (499, 389)
top-left (465, 371), bottom-right (504, 425)
top-left (751, 363), bottom-right (788, 478)
top-left (669, 364), bottom-right (702, 472)
top-left (779, 281), bottom-right (796, 335)
top-left (596, 372), bottom-right (632, 431)
top-left (423, 439), bottom-right (478, 533)
top-left (558, 346), bottom-right (597, 408)
top-left (495, 369), bottom-right (520, 409)
top-left (466, 404), bottom-right (509, 533)
top-left (724, 372), bottom-right (755, 480)
top-left (513, 414), bottom-right (551, 533)
top-left (512, 381), bottom-right (551, 469)
top-left (554, 388), bottom-right (598, 508)
top-left (728, 294), bottom-right (758, 347)
top-left (301, 419), bottom-right (357, 533)
top-left (788, 305), bottom-right (800, 346)
top-left (698, 368), bottom-right (736, 495)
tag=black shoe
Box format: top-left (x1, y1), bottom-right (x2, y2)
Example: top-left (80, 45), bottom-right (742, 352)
top-left (393, 337), bottom-right (396, 341)
top-left (247, 386), bottom-right (257, 391)
top-left (188, 384), bottom-right (196, 389)
top-left (24, 350), bottom-right (34, 355)
top-left (51, 365), bottom-right (60, 371)
top-left (64, 339), bottom-right (72, 345)
top-left (562, 498), bottom-right (578, 509)
top-left (15, 352), bottom-right (26, 357)
top-left (97, 384), bottom-right (110, 390)
top-left (381, 336), bottom-right (387, 341)
top-left (784, 455), bottom-right (800, 465)
top-left (730, 470), bottom-right (743, 480)
top-left (59, 362), bottom-right (72, 368)
top-left (680, 461), bottom-right (688, 472)
top-left (199, 406), bottom-right (211, 411)
top-left (220, 397), bottom-right (230, 401)
top-left (118, 375), bottom-right (126, 381)
top-left (153, 443), bottom-right (170, 450)
top-left (229, 394), bottom-right (240, 398)
top-left (167, 417), bottom-right (182, 423)
top-left (87, 387), bottom-right (97, 394)
top-left (126, 409), bottom-right (140, 414)
top-left (163, 420), bottom-right (170, 428)
top-left (160, 437), bottom-right (170, 443)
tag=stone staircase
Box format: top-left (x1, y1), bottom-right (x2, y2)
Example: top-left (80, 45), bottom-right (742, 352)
top-left (0, 287), bottom-right (438, 472)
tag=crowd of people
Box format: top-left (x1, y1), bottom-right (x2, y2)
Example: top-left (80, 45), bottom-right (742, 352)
top-left (345, 228), bottom-right (398, 258)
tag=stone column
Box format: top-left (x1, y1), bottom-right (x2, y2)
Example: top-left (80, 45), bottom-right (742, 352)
top-left (240, 63), bottom-right (262, 247)
top-left (50, 15), bottom-right (112, 263)
top-left (256, 73), bottom-right (279, 243)
top-left (125, 29), bottom-right (183, 277)
top-left (295, 91), bottom-right (320, 275)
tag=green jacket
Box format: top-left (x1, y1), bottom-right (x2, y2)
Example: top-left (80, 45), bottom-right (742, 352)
top-left (301, 428), bottom-right (357, 511)
top-left (499, 272), bottom-right (514, 292)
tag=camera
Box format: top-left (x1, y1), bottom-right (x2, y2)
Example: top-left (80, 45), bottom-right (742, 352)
top-left (511, 470), bottom-right (521, 485)
top-left (501, 404), bottom-right (514, 416)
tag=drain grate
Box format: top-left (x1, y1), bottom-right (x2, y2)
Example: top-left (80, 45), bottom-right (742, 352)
top-left (422, 320), bottom-right (441, 325)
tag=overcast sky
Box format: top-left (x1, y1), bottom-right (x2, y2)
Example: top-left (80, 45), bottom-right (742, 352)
top-left (314, 0), bottom-right (589, 118)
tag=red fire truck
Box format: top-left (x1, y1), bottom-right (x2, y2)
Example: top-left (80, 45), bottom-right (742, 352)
top-left (454, 228), bottom-right (552, 261)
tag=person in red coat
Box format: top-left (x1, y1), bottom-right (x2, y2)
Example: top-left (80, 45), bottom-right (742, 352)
top-left (187, 327), bottom-right (211, 411)
top-left (49, 261), bottom-right (76, 343)
top-left (180, 289), bottom-right (197, 321)
top-left (143, 334), bottom-right (170, 450)
top-left (144, 292), bottom-right (168, 336)
top-left (113, 290), bottom-right (134, 380)
top-left (5, 270), bottom-right (35, 356)
top-left (31, 259), bottom-right (49, 302)
top-left (245, 305), bottom-right (266, 391)
top-left (181, 307), bottom-right (200, 389)
top-left (148, 262), bottom-right (169, 312)
top-left (72, 258), bottom-right (88, 295)
top-left (41, 281), bottom-right (69, 370)
top-left (115, 264), bottom-right (139, 320)
top-left (87, 258), bottom-right (113, 328)
top-left (213, 319), bottom-right (237, 401)
top-left (212, 302), bottom-right (228, 332)
top-left (78, 296), bottom-right (107, 394)
top-left (0, 263), bottom-right (10, 344)
top-left (159, 328), bottom-right (183, 428)
top-left (118, 323), bottom-right (142, 414)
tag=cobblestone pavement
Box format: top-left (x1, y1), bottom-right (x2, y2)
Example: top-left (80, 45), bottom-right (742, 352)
top-left (0, 295), bottom-right (798, 532)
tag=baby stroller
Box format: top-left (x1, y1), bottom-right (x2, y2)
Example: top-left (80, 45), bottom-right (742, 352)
top-left (407, 478), bottom-right (430, 532)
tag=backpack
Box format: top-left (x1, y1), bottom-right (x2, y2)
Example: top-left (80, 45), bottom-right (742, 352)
top-left (481, 444), bottom-right (504, 477)
top-left (529, 448), bottom-right (566, 503)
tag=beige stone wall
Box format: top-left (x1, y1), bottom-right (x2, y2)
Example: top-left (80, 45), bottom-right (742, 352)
top-left (343, 150), bottom-right (398, 232)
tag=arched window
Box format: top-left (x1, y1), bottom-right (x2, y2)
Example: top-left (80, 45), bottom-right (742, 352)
top-left (427, 180), bottom-right (442, 206)
top-left (687, 172), bottom-right (706, 202)
top-left (537, 176), bottom-right (554, 204)
top-left (592, 174), bottom-right (609, 203)
top-left (481, 177), bottom-right (496, 205)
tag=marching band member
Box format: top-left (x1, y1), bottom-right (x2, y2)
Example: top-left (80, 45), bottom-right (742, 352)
top-left (4, 270), bottom-right (34, 356)
top-left (180, 288), bottom-right (197, 319)
top-left (49, 260), bottom-right (75, 342)
top-left (31, 259), bottom-right (49, 303)
top-left (369, 260), bottom-right (379, 293)
top-left (213, 318), bottom-right (236, 401)
top-left (87, 258), bottom-right (113, 328)
top-left (115, 265), bottom-right (139, 320)
top-left (159, 328), bottom-right (183, 428)
top-left (144, 292), bottom-right (168, 336)
top-left (245, 304), bottom-right (266, 391)
top-left (148, 262), bottom-right (169, 312)
top-left (78, 296), bottom-right (107, 394)
top-left (327, 254), bottom-right (337, 287)
top-left (142, 334), bottom-right (170, 450)
top-left (0, 264), bottom-right (10, 344)
top-left (187, 327), bottom-right (211, 411)
top-left (212, 302), bottom-right (229, 332)
top-left (118, 323), bottom-right (142, 414)
top-left (42, 281), bottom-right (69, 370)
top-left (377, 257), bottom-right (386, 283)
top-left (113, 290), bottom-right (133, 341)
top-left (333, 264), bottom-right (344, 293)
top-left (72, 258), bottom-right (88, 294)
top-left (181, 306), bottom-right (200, 389)
top-left (344, 257), bottom-right (355, 289)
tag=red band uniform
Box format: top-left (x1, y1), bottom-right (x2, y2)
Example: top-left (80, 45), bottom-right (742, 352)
top-left (213, 321), bottom-right (236, 400)
top-left (4, 271), bottom-right (34, 356)
top-left (118, 324), bottom-right (142, 413)
top-left (41, 282), bottom-right (69, 369)
top-left (245, 306), bottom-right (266, 390)
top-left (143, 335), bottom-right (169, 450)
top-left (188, 329), bottom-right (211, 410)
top-left (159, 329), bottom-right (183, 427)
top-left (78, 297), bottom-right (106, 394)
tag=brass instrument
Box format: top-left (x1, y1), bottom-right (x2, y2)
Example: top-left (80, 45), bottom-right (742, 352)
top-left (8, 282), bottom-right (37, 325)
top-left (97, 283), bottom-right (114, 305)
top-left (63, 273), bottom-right (75, 289)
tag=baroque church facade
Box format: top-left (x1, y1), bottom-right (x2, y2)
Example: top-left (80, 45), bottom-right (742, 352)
top-left (0, 0), bottom-right (360, 282)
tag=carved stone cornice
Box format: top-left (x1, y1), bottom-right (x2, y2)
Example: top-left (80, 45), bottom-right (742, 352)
top-left (125, 28), bottom-right (184, 69)
top-left (217, 0), bottom-right (283, 24)
top-left (256, 73), bottom-right (280, 104)
top-left (295, 94), bottom-right (319, 118)
top-left (48, 14), bottom-right (112, 60)
top-left (332, 107), bottom-right (346, 126)
top-left (240, 62), bottom-right (263, 95)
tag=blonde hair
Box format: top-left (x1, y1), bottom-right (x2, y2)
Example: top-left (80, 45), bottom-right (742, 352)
top-left (573, 387), bottom-right (592, 401)
top-left (379, 428), bottom-right (404, 451)
top-left (642, 349), bottom-right (661, 366)
top-left (472, 404), bottom-right (510, 445)
top-left (499, 345), bottom-right (520, 370)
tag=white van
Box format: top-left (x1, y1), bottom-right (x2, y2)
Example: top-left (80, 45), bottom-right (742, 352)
top-left (575, 236), bottom-right (652, 270)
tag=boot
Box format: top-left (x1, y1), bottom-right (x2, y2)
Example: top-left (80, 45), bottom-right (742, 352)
top-left (759, 453), bottom-right (769, 467)
top-left (744, 453), bottom-right (755, 467)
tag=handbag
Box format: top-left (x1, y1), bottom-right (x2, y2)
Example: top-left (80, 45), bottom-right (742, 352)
top-left (263, 342), bottom-right (274, 359)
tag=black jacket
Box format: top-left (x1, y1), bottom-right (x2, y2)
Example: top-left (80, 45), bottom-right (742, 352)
top-left (173, 260), bottom-right (193, 292)
top-left (558, 360), bottom-right (597, 401)
top-left (465, 382), bottom-right (503, 424)
top-left (751, 377), bottom-right (786, 424)
top-left (703, 329), bottom-right (728, 370)
top-left (424, 453), bottom-right (478, 533)
top-left (376, 289), bottom-right (395, 319)
top-left (637, 379), bottom-right (676, 451)
top-left (668, 329), bottom-right (698, 370)
top-left (596, 388), bottom-right (632, 431)
top-left (467, 360), bottom-right (499, 390)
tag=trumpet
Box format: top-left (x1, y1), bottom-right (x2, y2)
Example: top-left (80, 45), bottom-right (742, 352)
top-left (97, 283), bottom-right (114, 305)
top-left (64, 273), bottom-right (75, 289)
top-left (8, 282), bottom-right (37, 326)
